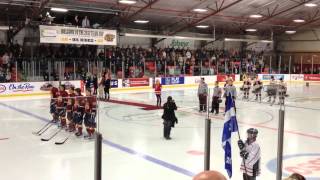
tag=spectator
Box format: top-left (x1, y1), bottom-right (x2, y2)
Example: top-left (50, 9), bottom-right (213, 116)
top-left (283, 173), bottom-right (305, 180)
top-left (193, 171), bottom-right (227, 180)
top-left (73, 15), bottom-right (80, 27)
top-left (82, 16), bottom-right (90, 28)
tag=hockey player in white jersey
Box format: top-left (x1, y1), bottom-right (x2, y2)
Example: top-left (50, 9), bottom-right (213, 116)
top-left (278, 78), bottom-right (287, 105)
top-left (238, 128), bottom-right (261, 180)
top-left (252, 76), bottom-right (263, 102)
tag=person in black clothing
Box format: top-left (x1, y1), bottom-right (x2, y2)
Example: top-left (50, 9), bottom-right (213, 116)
top-left (104, 73), bottom-right (111, 100)
top-left (92, 73), bottom-right (98, 95)
top-left (161, 96), bottom-right (178, 140)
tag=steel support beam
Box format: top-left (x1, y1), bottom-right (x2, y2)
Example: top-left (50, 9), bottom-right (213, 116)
top-left (169, 0), bottom-right (244, 35)
top-left (246, 0), bottom-right (313, 28)
top-left (127, 0), bottom-right (159, 20)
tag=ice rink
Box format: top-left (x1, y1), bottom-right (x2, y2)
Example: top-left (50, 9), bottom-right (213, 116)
top-left (1, 83), bottom-right (320, 180)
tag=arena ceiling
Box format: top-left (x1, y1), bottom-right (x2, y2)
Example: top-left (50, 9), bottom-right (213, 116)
top-left (1, 0), bottom-right (320, 39)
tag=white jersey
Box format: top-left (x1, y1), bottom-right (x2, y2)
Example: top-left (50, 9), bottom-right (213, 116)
top-left (278, 81), bottom-right (287, 93)
top-left (240, 141), bottom-right (261, 177)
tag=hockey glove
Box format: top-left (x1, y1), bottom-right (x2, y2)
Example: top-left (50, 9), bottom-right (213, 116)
top-left (237, 140), bottom-right (245, 150)
top-left (240, 150), bottom-right (249, 159)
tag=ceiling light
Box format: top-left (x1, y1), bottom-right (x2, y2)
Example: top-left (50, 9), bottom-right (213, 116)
top-left (285, 30), bottom-right (296, 34)
top-left (124, 33), bottom-right (215, 41)
top-left (224, 38), bottom-right (272, 43)
top-left (249, 14), bottom-right (263, 18)
top-left (245, 28), bottom-right (257, 32)
top-left (0, 26), bottom-right (9, 30)
top-left (193, 8), bottom-right (208, 12)
top-left (196, 25), bottom-right (209, 28)
top-left (50, 7), bottom-right (68, 12)
top-left (119, 0), bottom-right (137, 4)
top-left (134, 20), bottom-right (149, 24)
top-left (305, 3), bottom-right (317, 7)
top-left (293, 19), bottom-right (305, 23)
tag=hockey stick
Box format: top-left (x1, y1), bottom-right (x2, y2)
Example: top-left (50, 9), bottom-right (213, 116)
top-left (35, 123), bottom-right (55, 136)
top-left (55, 133), bottom-right (73, 145)
top-left (41, 128), bottom-right (63, 141)
top-left (32, 121), bottom-right (52, 135)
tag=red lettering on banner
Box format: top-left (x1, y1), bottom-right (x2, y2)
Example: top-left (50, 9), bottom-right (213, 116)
top-left (217, 74), bottom-right (235, 82)
top-left (304, 74), bottom-right (320, 81)
top-left (125, 78), bottom-right (150, 87)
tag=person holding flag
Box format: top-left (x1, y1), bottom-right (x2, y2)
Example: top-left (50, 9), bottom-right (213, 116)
top-left (238, 128), bottom-right (261, 180)
top-left (222, 94), bottom-right (239, 178)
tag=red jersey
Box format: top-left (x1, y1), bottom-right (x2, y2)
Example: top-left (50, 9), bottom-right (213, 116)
top-left (155, 84), bottom-right (162, 95)
top-left (56, 101), bottom-right (65, 109)
top-left (51, 87), bottom-right (59, 98)
top-left (66, 104), bottom-right (73, 111)
top-left (58, 90), bottom-right (68, 98)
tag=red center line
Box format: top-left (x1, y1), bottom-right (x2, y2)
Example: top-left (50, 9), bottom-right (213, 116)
top-left (178, 109), bottom-right (320, 140)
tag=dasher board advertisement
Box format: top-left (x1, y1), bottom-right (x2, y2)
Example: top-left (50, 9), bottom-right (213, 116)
top-left (40, 25), bottom-right (117, 45)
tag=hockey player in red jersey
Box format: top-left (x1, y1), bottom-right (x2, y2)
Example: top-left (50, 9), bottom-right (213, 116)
top-left (56, 95), bottom-right (67, 128)
top-left (84, 89), bottom-right (97, 139)
top-left (75, 88), bottom-right (85, 136)
top-left (66, 87), bottom-right (76, 131)
top-left (49, 84), bottom-right (59, 123)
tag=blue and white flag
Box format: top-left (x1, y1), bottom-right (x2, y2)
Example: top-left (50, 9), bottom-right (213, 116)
top-left (222, 95), bottom-right (239, 178)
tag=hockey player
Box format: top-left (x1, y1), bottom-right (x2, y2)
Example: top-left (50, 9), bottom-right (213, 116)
top-left (267, 76), bottom-right (277, 103)
top-left (49, 84), bottom-right (59, 123)
top-left (238, 128), bottom-right (261, 180)
top-left (55, 95), bottom-right (67, 128)
top-left (242, 77), bottom-right (251, 100)
top-left (278, 78), bottom-right (287, 105)
top-left (66, 87), bottom-right (76, 131)
top-left (75, 88), bottom-right (85, 136)
top-left (84, 89), bottom-right (97, 139)
top-left (252, 76), bottom-right (263, 102)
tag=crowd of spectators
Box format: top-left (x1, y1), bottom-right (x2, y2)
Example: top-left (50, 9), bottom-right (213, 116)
top-left (0, 41), bottom-right (22, 82)
top-left (2, 41), bottom-right (320, 83)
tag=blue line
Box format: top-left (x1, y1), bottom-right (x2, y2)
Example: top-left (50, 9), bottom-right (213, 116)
top-left (0, 102), bottom-right (196, 178)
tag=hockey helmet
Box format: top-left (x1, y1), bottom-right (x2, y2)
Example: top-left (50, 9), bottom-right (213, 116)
top-left (247, 128), bottom-right (258, 135)
top-left (167, 96), bottom-right (173, 101)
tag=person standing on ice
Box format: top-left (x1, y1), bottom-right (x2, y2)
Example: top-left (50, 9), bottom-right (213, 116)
top-left (211, 81), bottom-right (222, 115)
top-left (198, 78), bottom-right (208, 112)
top-left (161, 96), bottom-right (177, 140)
top-left (223, 79), bottom-right (237, 110)
top-left (154, 79), bottom-right (162, 107)
top-left (238, 128), bottom-right (261, 180)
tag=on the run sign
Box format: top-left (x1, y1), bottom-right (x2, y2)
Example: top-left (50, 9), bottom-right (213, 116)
top-left (40, 25), bottom-right (117, 45)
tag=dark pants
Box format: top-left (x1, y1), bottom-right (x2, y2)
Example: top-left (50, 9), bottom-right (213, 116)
top-left (211, 97), bottom-right (219, 114)
top-left (156, 94), bottom-right (161, 107)
top-left (163, 121), bottom-right (172, 138)
top-left (243, 174), bottom-right (256, 180)
top-left (199, 94), bottom-right (207, 111)
top-left (104, 87), bottom-right (110, 100)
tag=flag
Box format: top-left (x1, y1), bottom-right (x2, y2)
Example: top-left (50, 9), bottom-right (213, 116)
top-left (222, 95), bottom-right (239, 178)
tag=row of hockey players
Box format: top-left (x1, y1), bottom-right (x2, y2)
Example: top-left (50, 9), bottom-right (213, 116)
top-left (49, 84), bottom-right (97, 139)
top-left (241, 75), bottom-right (287, 104)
